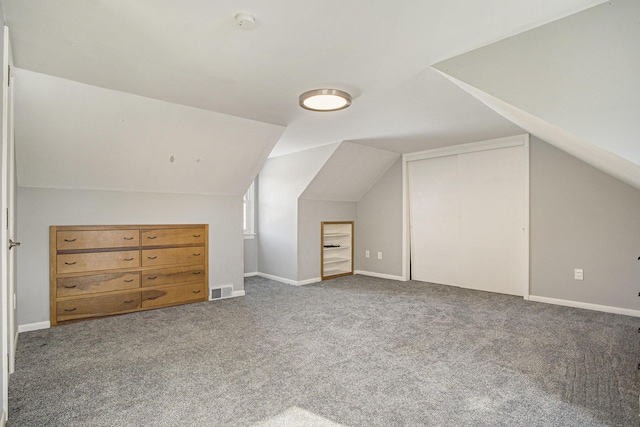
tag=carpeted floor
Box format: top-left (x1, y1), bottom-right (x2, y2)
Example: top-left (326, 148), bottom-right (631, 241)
top-left (8, 275), bottom-right (640, 426)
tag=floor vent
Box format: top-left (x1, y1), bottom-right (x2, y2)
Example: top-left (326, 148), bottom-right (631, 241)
top-left (210, 286), bottom-right (233, 301)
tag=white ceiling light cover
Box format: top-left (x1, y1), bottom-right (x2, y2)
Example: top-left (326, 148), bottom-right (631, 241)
top-left (299, 89), bottom-right (352, 112)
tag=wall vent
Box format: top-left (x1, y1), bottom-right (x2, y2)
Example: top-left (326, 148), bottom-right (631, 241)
top-left (210, 285), bottom-right (233, 301)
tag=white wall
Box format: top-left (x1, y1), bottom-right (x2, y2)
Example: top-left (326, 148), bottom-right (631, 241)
top-left (433, 0), bottom-right (640, 181)
top-left (17, 187), bottom-right (244, 327)
top-left (297, 200), bottom-right (357, 282)
top-left (300, 142), bottom-right (399, 201)
top-left (530, 137), bottom-right (640, 311)
top-left (356, 158), bottom-right (403, 278)
top-left (257, 144), bottom-right (338, 282)
top-left (14, 69), bottom-right (284, 196)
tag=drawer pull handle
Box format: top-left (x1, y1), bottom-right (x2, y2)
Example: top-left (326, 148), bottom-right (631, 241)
top-left (64, 308), bottom-right (77, 312)
top-left (124, 299), bottom-right (135, 304)
top-left (123, 237), bottom-right (134, 240)
top-left (64, 285), bottom-right (77, 289)
top-left (192, 290), bottom-right (201, 294)
top-left (64, 238), bottom-right (77, 242)
top-left (193, 253), bottom-right (201, 256)
top-left (146, 296), bottom-right (159, 300)
top-left (64, 261), bottom-right (77, 265)
top-left (147, 236), bottom-right (157, 240)
top-left (147, 256), bottom-right (157, 260)
top-left (147, 276), bottom-right (158, 280)
top-left (124, 279), bottom-right (134, 283)
top-left (192, 272), bottom-right (201, 275)
top-left (193, 234), bottom-right (201, 238)
top-left (124, 258), bottom-right (134, 261)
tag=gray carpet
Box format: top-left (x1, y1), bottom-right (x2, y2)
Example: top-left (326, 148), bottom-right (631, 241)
top-left (8, 275), bottom-right (640, 426)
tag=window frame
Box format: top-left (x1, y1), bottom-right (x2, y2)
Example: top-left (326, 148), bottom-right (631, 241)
top-left (243, 180), bottom-right (256, 239)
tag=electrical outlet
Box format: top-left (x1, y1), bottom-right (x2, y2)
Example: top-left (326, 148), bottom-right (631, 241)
top-left (574, 268), bottom-right (584, 281)
top-left (377, 251), bottom-right (382, 260)
top-left (365, 250), bottom-right (370, 258)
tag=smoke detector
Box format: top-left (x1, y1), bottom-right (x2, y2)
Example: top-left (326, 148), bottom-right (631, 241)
top-left (235, 12), bottom-right (256, 29)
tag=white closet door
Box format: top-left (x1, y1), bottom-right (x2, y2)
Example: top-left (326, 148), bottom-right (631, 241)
top-left (408, 143), bottom-right (526, 296)
top-left (457, 146), bottom-right (525, 296)
top-left (408, 155), bottom-right (459, 286)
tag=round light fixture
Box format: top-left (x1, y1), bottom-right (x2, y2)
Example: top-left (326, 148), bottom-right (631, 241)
top-left (299, 89), bottom-right (352, 112)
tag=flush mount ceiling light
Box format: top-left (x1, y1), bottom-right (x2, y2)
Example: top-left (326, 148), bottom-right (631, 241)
top-left (299, 89), bottom-right (352, 112)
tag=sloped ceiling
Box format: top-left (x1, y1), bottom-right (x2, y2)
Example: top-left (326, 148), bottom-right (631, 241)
top-left (433, 0), bottom-right (640, 189)
top-left (1, 0), bottom-right (606, 159)
top-left (300, 142), bottom-right (399, 202)
top-left (15, 69), bottom-right (285, 195)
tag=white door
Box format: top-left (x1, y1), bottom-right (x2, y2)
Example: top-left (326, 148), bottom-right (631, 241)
top-left (6, 35), bottom-right (16, 374)
top-left (0, 25), bottom-right (16, 421)
top-left (408, 139), bottom-right (527, 296)
top-left (457, 146), bottom-right (525, 295)
top-left (408, 155), bottom-right (459, 286)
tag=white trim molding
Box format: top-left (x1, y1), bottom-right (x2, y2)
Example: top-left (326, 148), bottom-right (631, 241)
top-left (18, 321), bottom-right (50, 333)
top-left (529, 295), bottom-right (640, 317)
top-left (232, 290), bottom-right (246, 298)
top-left (296, 277), bottom-right (321, 286)
top-left (256, 272), bottom-right (297, 285)
top-left (244, 272), bottom-right (259, 278)
top-left (255, 272), bottom-right (321, 286)
top-left (355, 270), bottom-right (405, 281)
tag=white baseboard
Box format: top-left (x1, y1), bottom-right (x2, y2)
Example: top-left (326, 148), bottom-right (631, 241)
top-left (529, 295), bottom-right (640, 317)
top-left (243, 272), bottom-right (258, 277)
top-left (295, 277), bottom-right (321, 286)
top-left (254, 272), bottom-right (320, 286)
top-left (1, 409), bottom-right (5, 427)
top-left (232, 290), bottom-right (246, 298)
top-left (355, 270), bottom-right (405, 281)
top-left (255, 272), bottom-right (296, 285)
top-left (18, 321), bottom-right (50, 333)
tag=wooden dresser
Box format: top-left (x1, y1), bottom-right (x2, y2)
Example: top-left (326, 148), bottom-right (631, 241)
top-left (50, 224), bottom-right (208, 326)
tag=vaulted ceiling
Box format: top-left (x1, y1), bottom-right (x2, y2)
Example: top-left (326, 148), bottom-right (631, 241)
top-left (2, 0), bottom-right (608, 158)
top-left (3, 0), bottom-right (637, 196)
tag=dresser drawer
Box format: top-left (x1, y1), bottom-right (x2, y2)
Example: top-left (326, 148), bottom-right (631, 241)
top-left (57, 272), bottom-right (140, 297)
top-left (56, 291), bottom-right (141, 321)
top-left (141, 283), bottom-right (205, 308)
top-left (141, 246), bottom-right (205, 267)
top-left (57, 250), bottom-right (140, 274)
top-left (57, 229), bottom-right (139, 251)
top-left (141, 228), bottom-right (205, 246)
top-left (141, 265), bottom-right (205, 287)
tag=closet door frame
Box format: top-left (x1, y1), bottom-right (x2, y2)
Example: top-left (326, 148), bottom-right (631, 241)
top-left (401, 134), bottom-right (530, 299)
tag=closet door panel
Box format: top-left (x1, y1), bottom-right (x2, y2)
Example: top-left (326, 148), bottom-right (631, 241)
top-left (408, 155), bottom-right (459, 286)
top-left (457, 146), bottom-right (526, 296)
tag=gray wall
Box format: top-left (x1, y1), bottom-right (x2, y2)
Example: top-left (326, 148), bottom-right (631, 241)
top-left (257, 144), bottom-right (337, 281)
top-left (297, 199), bottom-right (357, 281)
top-left (356, 158), bottom-right (403, 277)
top-left (244, 238), bottom-right (258, 275)
top-left (530, 137), bottom-right (640, 310)
top-left (17, 187), bottom-right (244, 326)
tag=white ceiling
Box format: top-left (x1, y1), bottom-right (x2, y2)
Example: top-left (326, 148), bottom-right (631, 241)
top-left (433, 0), bottom-right (640, 188)
top-left (1, 0), bottom-right (607, 158)
top-left (15, 69), bottom-right (284, 195)
top-left (300, 142), bottom-right (400, 202)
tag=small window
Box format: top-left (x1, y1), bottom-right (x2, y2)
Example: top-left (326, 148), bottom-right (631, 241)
top-left (243, 181), bottom-right (255, 238)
